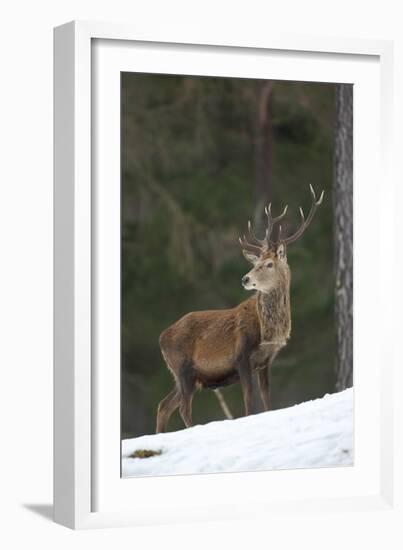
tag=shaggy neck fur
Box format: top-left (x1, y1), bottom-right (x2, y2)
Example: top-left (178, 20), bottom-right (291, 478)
top-left (256, 272), bottom-right (291, 344)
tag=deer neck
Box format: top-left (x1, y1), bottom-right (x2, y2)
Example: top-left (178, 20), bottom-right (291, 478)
top-left (256, 278), bottom-right (291, 345)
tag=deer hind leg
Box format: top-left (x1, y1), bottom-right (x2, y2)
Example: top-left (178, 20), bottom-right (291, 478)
top-left (156, 387), bottom-right (180, 433)
top-left (178, 361), bottom-right (196, 428)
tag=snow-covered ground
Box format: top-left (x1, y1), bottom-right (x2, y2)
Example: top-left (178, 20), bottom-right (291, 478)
top-left (122, 388), bottom-right (353, 477)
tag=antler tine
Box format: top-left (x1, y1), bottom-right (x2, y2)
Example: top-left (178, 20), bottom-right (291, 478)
top-left (265, 203), bottom-right (288, 245)
top-left (247, 220), bottom-right (267, 248)
top-left (243, 206), bottom-right (279, 253)
top-left (309, 183), bottom-right (325, 206)
top-left (281, 185), bottom-right (324, 245)
top-left (238, 235), bottom-right (262, 255)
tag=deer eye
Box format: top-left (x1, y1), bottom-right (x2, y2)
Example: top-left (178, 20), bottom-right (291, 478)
top-left (266, 262), bottom-right (274, 268)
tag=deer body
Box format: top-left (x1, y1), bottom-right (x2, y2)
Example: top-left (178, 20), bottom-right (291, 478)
top-left (156, 186), bottom-right (322, 433)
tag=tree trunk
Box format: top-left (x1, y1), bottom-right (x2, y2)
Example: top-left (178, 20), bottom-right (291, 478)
top-left (254, 80), bottom-right (274, 207)
top-left (334, 84), bottom-right (353, 391)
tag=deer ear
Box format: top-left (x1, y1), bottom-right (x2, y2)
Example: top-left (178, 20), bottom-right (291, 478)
top-left (242, 250), bottom-right (259, 265)
top-left (276, 243), bottom-right (287, 261)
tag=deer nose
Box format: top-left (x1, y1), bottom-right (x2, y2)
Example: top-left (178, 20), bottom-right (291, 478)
top-left (242, 275), bottom-right (250, 286)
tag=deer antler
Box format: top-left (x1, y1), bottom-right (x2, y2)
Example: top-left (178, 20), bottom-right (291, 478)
top-left (239, 203), bottom-right (288, 255)
top-left (239, 185), bottom-right (324, 255)
top-left (279, 184), bottom-right (324, 245)
top-left (264, 203), bottom-right (288, 246)
top-left (238, 234), bottom-right (262, 255)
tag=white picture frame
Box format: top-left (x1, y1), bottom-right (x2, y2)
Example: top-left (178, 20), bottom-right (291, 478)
top-left (54, 20), bottom-right (398, 530)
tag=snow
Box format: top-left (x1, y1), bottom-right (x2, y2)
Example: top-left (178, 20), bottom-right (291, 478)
top-left (122, 388), bottom-right (353, 478)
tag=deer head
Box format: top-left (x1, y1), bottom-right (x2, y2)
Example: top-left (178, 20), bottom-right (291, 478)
top-left (239, 185), bottom-right (324, 294)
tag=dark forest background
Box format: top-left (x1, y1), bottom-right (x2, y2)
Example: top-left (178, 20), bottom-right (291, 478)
top-left (121, 73), bottom-right (337, 439)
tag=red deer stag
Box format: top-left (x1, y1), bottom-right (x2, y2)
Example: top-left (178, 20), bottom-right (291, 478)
top-left (156, 185), bottom-right (324, 433)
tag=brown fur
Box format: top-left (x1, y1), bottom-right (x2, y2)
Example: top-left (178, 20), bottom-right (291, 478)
top-left (156, 247), bottom-right (291, 433)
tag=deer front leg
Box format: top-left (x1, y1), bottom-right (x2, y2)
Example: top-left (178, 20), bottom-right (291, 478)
top-left (257, 366), bottom-right (271, 411)
top-left (237, 356), bottom-right (253, 417)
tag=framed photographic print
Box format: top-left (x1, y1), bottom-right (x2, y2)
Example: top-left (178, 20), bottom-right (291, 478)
top-left (54, 21), bottom-right (397, 529)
